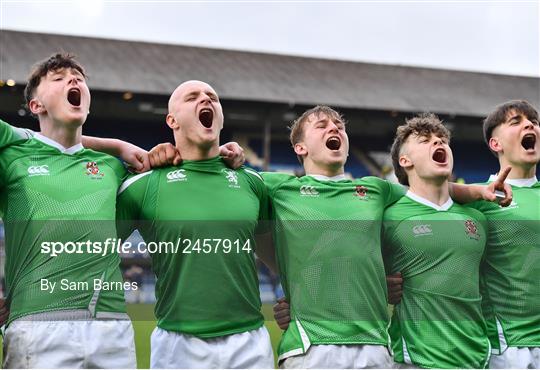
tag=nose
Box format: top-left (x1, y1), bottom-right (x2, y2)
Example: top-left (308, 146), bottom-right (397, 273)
top-left (200, 93), bottom-right (212, 104)
top-left (328, 121), bottom-right (340, 133)
top-left (68, 75), bottom-right (78, 86)
top-left (523, 118), bottom-right (534, 129)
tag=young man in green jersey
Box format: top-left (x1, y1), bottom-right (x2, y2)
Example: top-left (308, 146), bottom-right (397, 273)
top-left (263, 106), bottom-right (404, 368)
top-left (116, 80), bottom-right (275, 369)
top-left (0, 53), bottom-right (141, 368)
top-left (472, 100), bottom-right (540, 368)
top-left (384, 113), bottom-right (494, 368)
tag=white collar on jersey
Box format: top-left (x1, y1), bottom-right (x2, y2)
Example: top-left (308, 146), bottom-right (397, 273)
top-left (405, 190), bottom-right (454, 211)
top-left (34, 133), bottom-right (84, 155)
top-left (488, 174), bottom-right (538, 188)
top-left (307, 174), bottom-right (348, 182)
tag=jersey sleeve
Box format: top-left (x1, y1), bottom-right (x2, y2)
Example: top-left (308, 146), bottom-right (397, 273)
top-left (0, 119), bottom-right (34, 149)
top-left (260, 171), bottom-right (295, 196)
top-left (116, 171), bottom-right (152, 240)
top-left (381, 208), bottom-right (398, 274)
top-left (364, 176), bottom-right (406, 207)
top-left (243, 168), bottom-right (271, 234)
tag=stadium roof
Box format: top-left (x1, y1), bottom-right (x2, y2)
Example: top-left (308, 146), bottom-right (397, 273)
top-left (1, 29), bottom-right (538, 117)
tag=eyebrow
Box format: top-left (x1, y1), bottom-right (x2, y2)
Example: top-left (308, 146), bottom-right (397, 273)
top-left (506, 114), bottom-right (521, 122)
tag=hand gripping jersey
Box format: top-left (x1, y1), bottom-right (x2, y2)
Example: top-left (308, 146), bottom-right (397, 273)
top-left (117, 157), bottom-right (269, 338)
top-left (262, 173), bottom-right (405, 362)
top-left (470, 176), bottom-right (540, 353)
top-left (0, 132), bottom-right (128, 323)
top-left (383, 193), bottom-right (490, 368)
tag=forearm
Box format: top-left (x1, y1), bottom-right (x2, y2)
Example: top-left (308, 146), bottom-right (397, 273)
top-left (255, 232), bottom-right (277, 274)
top-left (82, 136), bottom-right (124, 157)
top-left (448, 183), bottom-right (483, 204)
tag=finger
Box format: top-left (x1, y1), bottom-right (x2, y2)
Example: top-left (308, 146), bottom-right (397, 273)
top-left (165, 146), bottom-right (177, 164)
top-left (276, 315), bottom-right (291, 324)
top-left (141, 153), bottom-right (151, 172)
top-left (134, 153), bottom-right (144, 171)
top-left (149, 151), bottom-right (157, 168)
top-left (276, 297), bottom-right (288, 304)
top-left (221, 149), bottom-right (233, 158)
top-left (173, 153), bottom-right (183, 166)
top-left (495, 166), bottom-right (512, 186)
top-left (274, 303), bottom-right (290, 311)
top-left (386, 276), bottom-right (403, 283)
top-left (274, 311), bottom-right (290, 320)
top-left (158, 148), bottom-right (168, 166)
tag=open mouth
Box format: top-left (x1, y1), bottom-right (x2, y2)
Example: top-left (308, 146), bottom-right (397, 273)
top-left (199, 109), bottom-right (214, 128)
top-left (521, 134), bottom-right (537, 151)
top-left (432, 148), bottom-right (447, 163)
top-left (67, 88), bottom-right (81, 107)
top-left (326, 136), bottom-right (341, 150)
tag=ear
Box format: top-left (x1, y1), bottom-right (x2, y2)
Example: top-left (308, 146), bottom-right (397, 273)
top-left (294, 142), bottom-right (307, 158)
top-left (166, 114), bottom-right (178, 130)
top-left (28, 98), bottom-right (45, 115)
top-left (488, 137), bottom-right (503, 154)
top-left (398, 154), bottom-right (413, 170)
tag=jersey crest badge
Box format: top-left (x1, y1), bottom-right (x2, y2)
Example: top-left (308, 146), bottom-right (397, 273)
top-left (354, 185), bottom-right (369, 200)
top-left (464, 220), bottom-right (480, 240)
top-left (85, 161), bottom-right (104, 179)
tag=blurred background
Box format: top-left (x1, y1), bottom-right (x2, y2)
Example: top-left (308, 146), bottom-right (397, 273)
top-left (0, 0), bottom-right (538, 366)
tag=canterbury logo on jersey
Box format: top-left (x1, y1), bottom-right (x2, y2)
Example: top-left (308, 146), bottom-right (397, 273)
top-left (300, 185), bottom-right (319, 197)
top-left (166, 169), bottom-right (187, 182)
top-left (27, 165), bottom-right (50, 176)
top-left (412, 224), bottom-right (432, 236)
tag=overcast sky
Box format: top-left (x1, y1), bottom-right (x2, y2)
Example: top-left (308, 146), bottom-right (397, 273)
top-left (1, 0), bottom-right (538, 77)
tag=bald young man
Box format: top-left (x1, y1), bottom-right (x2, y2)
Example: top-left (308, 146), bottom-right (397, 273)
top-left (116, 80), bottom-right (275, 369)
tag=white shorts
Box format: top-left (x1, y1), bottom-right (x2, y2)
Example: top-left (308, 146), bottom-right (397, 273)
top-left (489, 347), bottom-right (540, 369)
top-left (279, 344), bottom-right (393, 369)
top-left (150, 326), bottom-right (274, 369)
top-left (3, 319), bottom-right (136, 369)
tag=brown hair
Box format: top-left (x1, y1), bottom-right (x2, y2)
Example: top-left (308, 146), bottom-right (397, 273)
top-left (483, 100), bottom-right (539, 156)
top-left (289, 105), bottom-right (346, 163)
top-left (390, 113), bottom-right (451, 186)
top-left (24, 53), bottom-right (86, 114)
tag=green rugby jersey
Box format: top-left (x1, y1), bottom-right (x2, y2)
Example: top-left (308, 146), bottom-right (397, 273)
top-left (0, 133), bottom-right (128, 324)
top-left (116, 157), bottom-right (268, 338)
top-left (470, 176), bottom-right (540, 352)
top-left (383, 192), bottom-right (490, 369)
top-left (0, 118), bottom-right (33, 149)
top-left (262, 173), bottom-right (405, 361)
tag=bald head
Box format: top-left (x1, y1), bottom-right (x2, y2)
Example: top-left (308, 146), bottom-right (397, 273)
top-left (168, 80), bottom-right (217, 113)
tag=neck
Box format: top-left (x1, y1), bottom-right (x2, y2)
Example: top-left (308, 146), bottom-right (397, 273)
top-left (175, 138), bottom-right (219, 161)
top-left (303, 161), bottom-right (345, 178)
top-left (39, 118), bottom-right (82, 148)
top-left (408, 176), bottom-right (450, 206)
top-left (499, 158), bottom-right (537, 179)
